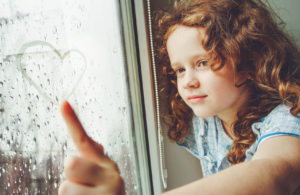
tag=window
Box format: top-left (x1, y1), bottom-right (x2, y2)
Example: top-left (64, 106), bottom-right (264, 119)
top-left (0, 0), bottom-right (151, 194)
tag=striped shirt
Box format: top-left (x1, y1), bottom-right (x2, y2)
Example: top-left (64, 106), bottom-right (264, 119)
top-left (178, 104), bottom-right (300, 178)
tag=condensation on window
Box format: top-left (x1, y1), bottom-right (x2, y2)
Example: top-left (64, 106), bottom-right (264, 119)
top-left (0, 0), bottom-right (139, 194)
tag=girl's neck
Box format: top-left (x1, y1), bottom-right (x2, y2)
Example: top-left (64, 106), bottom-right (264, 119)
top-left (217, 86), bottom-right (250, 140)
top-left (221, 120), bottom-right (235, 139)
top-left (218, 108), bottom-right (240, 139)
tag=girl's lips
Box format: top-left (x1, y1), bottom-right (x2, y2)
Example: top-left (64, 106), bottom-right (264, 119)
top-left (188, 95), bottom-right (207, 103)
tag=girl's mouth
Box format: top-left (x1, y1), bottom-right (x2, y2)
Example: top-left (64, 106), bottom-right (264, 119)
top-left (187, 95), bottom-right (207, 103)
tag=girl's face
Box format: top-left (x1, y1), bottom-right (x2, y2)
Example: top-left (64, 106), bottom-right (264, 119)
top-left (166, 25), bottom-right (249, 120)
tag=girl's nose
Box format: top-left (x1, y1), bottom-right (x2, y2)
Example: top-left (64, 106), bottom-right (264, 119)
top-left (184, 75), bottom-right (200, 89)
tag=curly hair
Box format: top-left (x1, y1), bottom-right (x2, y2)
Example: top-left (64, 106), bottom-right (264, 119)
top-left (155, 0), bottom-right (300, 164)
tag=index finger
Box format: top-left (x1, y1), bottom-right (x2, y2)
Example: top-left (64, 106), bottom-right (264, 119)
top-left (60, 101), bottom-right (105, 163)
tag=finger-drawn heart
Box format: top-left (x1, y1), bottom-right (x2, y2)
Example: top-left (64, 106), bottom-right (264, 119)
top-left (16, 41), bottom-right (87, 104)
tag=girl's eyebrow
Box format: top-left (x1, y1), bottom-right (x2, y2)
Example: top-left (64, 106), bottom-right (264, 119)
top-left (170, 62), bottom-right (180, 68)
top-left (191, 54), bottom-right (209, 62)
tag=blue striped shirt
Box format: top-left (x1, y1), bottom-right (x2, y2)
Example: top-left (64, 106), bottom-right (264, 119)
top-left (178, 104), bottom-right (300, 177)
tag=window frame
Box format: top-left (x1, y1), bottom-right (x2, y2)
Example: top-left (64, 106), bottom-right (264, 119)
top-left (120, 0), bottom-right (157, 194)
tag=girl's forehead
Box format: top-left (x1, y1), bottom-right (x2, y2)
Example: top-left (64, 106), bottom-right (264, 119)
top-left (166, 26), bottom-right (206, 50)
top-left (166, 25), bottom-right (208, 64)
top-left (167, 25), bottom-right (205, 40)
top-left (166, 25), bottom-right (205, 48)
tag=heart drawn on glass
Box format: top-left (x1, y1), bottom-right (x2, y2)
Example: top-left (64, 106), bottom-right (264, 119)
top-left (16, 41), bottom-right (87, 104)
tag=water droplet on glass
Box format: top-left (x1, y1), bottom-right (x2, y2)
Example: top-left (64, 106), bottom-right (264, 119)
top-left (62, 142), bottom-right (67, 151)
top-left (53, 27), bottom-right (58, 34)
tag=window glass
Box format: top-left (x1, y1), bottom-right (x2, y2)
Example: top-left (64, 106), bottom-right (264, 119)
top-left (0, 0), bottom-right (139, 194)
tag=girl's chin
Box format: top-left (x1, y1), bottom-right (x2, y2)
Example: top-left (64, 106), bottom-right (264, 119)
top-left (192, 108), bottom-right (216, 119)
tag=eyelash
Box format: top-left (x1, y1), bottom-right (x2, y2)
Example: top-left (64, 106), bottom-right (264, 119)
top-left (175, 68), bottom-right (185, 74)
top-left (196, 60), bottom-right (208, 68)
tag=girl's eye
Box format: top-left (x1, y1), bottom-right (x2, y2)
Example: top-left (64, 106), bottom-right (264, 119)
top-left (177, 68), bottom-right (185, 73)
top-left (174, 68), bottom-right (185, 76)
top-left (196, 60), bottom-right (208, 68)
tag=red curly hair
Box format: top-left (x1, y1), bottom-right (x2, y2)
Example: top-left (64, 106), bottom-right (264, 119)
top-left (155, 0), bottom-right (300, 164)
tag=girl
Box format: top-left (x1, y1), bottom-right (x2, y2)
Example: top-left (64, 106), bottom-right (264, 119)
top-left (59, 0), bottom-right (300, 194)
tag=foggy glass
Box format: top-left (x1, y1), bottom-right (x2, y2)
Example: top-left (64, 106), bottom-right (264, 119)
top-left (0, 0), bottom-right (139, 194)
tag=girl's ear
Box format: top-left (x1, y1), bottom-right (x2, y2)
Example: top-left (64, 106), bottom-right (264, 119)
top-left (235, 71), bottom-right (253, 88)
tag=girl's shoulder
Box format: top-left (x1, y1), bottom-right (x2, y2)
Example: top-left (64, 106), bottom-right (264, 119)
top-left (252, 103), bottom-right (300, 147)
top-left (263, 103), bottom-right (299, 121)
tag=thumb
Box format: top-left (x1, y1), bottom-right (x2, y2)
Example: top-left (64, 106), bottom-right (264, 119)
top-left (60, 101), bottom-right (105, 163)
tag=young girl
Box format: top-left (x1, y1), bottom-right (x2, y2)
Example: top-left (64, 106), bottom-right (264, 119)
top-left (58, 0), bottom-right (300, 194)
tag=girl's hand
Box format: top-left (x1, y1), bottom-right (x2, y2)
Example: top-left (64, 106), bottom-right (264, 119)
top-left (58, 101), bottom-right (125, 195)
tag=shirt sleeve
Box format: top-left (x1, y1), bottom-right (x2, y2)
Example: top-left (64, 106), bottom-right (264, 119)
top-left (257, 104), bottom-right (300, 147)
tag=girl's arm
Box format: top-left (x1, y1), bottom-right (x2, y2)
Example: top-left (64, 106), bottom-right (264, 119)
top-left (163, 136), bottom-right (300, 195)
